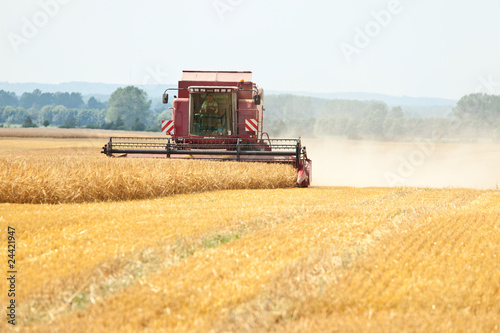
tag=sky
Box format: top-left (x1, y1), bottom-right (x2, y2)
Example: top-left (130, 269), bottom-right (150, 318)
top-left (1, 0), bottom-right (500, 99)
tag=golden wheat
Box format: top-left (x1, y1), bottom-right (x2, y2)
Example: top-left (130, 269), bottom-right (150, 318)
top-left (0, 135), bottom-right (297, 204)
top-left (2, 135), bottom-right (499, 332)
top-left (0, 155), bottom-right (297, 204)
top-left (5, 187), bottom-right (498, 333)
top-left (273, 191), bottom-right (500, 332)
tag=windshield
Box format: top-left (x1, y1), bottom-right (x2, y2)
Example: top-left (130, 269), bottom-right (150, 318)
top-left (190, 93), bottom-right (232, 136)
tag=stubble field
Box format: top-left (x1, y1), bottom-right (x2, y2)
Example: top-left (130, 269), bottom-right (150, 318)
top-left (1, 128), bottom-right (499, 332)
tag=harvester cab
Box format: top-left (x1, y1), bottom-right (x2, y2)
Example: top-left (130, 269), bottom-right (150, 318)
top-left (102, 70), bottom-right (312, 187)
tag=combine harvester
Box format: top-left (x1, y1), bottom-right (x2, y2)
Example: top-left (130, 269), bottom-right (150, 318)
top-left (102, 70), bottom-right (312, 186)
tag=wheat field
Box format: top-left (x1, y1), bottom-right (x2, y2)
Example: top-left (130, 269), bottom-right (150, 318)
top-left (1, 129), bottom-right (499, 332)
top-left (3, 187), bottom-right (499, 332)
top-left (0, 133), bottom-right (297, 204)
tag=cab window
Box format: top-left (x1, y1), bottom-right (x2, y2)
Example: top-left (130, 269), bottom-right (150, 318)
top-left (190, 93), bottom-right (232, 136)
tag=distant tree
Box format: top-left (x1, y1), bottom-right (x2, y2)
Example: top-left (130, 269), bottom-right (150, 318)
top-left (87, 96), bottom-right (98, 108)
top-left (115, 116), bottom-right (126, 130)
top-left (87, 96), bottom-right (107, 109)
top-left (22, 116), bottom-right (37, 128)
top-left (15, 90), bottom-right (86, 110)
top-left (2, 106), bottom-right (16, 123)
top-left (131, 117), bottom-right (146, 131)
top-left (19, 89), bottom-right (42, 109)
top-left (54, 92), bottom-right (71, 107)
top-left (43, 119), bottom-right (50, 127)
top-left (101, 121), bottom-right (114, 130)
top-left (384, 118), bottom-right (406, 139)
top-left (346, 119), bottom-right (362, 140)
top-left (454, 93), bottom-right (500, 123)
top-left (388, 106), bottom-right (404, 118)
top-left (60, 116), bottom-right (79, 128)
top-left (52, 92), bottom-right (84, 109)
top-left (156, 109), bottom-right (172, 124)
top-left (77, 109), bottom-right (97, 127)
top-left (0, 90), bottom-right (19, 107)
top-left (2, 106), bottom-right (29, 124)
top-left (39, 92), bottom-right (55, 106)
top-left (51, 105), bottom-right (69, 125)
top-left (361, 101), bottom-right (388, 136)
top-left (366, 101), bottom-right (389, 118)
top-left (106, 86), bottom-right (151, 129)
top-left (69, 92), bottom-right (85, 108)
top-left (38, 105), bottom-right (54, 124)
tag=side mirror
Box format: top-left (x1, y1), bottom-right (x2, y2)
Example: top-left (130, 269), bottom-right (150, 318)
top-left (162, 93), bottom-right (169, 104)
top-left (253, 94), bottom-right (261, 105)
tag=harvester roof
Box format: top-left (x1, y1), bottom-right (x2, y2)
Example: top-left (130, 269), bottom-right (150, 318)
top-left (181, 70), bottom-right (252, 83)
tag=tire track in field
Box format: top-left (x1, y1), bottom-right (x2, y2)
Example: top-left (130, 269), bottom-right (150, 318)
top-left (25, 187), bottom-right (395, 332)
top-left (208, 189), bottom-right (483, 331)
top-left (9, 189), bottom-right (312, 326)
top-left (41, 190), bottom-right (452, 328)
top-left (278, 191), bottom-right (500, 332)
top-left (304, 189), bottom-right (477, 307)
top-left (16, 187), bottom-right (385, 329)
top-left (17, 207), bottom-right (304, 326)
top-left (331, 190), bottom-right (482, 311)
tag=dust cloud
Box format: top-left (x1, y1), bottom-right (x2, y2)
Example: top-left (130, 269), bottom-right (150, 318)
top-left (303, 138), bottom-right (500, 189)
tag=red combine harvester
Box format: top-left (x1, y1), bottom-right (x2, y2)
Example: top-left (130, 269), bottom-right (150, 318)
top-left (102, 70), bottom-right (312, 186)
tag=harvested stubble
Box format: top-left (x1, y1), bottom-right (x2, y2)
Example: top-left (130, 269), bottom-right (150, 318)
top-left (277, 191), bottom-right (500, 332)
top-left (0, 154), bottom-right (297, 204)
top-left (8, 187), bottom-right (499, 332)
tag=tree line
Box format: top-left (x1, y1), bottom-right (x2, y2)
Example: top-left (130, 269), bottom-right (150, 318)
top-left (264, 93), bottom-right (500, 141)
top-left (1, 87), bottom-right (499, 141)
top-left (0, 86), bottom-right (168, 131)
top-left (0, 89), bottom-right (108, 110)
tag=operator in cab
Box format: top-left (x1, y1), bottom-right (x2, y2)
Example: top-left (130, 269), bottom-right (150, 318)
top-left (200, 94), bottom-right (219, 115)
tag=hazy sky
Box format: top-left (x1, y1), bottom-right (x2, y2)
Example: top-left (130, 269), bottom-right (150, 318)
top-left (2, 0), bottom-right (500, 99)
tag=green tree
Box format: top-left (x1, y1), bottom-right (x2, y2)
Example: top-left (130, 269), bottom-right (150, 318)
top-left (131, 117), bottom-right (146, 131)
top-left (51, 105), bottom-right (69, 125)
top-left (115, 116), bottom-right (125, 129)
top-left (361, 101), bottom-right (388, 136)
top-left (19, 89), bottom-right (42, 109)
top-left (38, 105), bottom-right (54, 124)
top-left (3, 106), bottom-right (29, 124)
top-left (22, 116), bottom-right (37, 128)
top-left (454, 93), bottom-right (500, 123)
top-left (156, 109), bottom-right (172, 123)
top-left (0, 90), bottom-right (19, 107)
top-left (106, 86), bottom-right (151, 129)
top-left (43, 119), bottom-right (50, 127)
top-left (77, 109), bottom-right (99, 127)
top-left (2, 106), bottom-right (16, 123)
top-left (388, 106), bottom-right (404, 118)
top-left (60, 116), bottom-right (79, 128)
top-left (87, 96), bottom-right (107, 109)
top-left (54, 92), bottom-right (85, 109)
